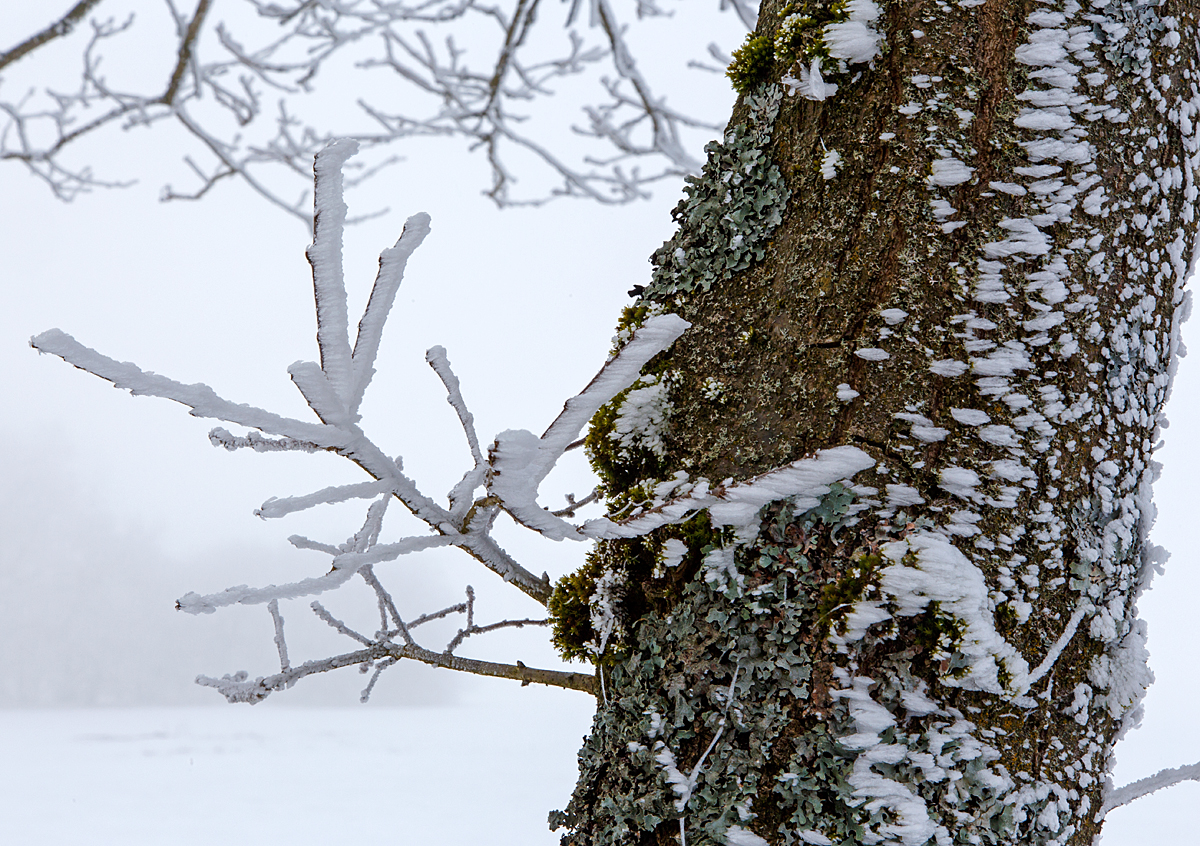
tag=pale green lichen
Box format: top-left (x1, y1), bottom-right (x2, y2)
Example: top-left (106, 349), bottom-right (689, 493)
top-left (642, 129), bottom-right (790, 301)
top-left (1090, 0), bottom-right (1166, 73)
top-left (550, 495), bottom-right (859, 845)
top-left (551, 491), bottom-right (1081, 846)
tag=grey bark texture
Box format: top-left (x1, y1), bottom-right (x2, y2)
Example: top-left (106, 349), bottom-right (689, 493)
top-left (549, 0), bottom-right (1200, 844)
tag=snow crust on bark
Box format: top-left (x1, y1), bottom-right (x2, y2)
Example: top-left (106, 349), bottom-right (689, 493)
top-left (562, 0), bottom-right (1200, 843)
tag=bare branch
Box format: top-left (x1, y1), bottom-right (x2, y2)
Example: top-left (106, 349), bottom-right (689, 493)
top-left (359, 657), bottom-right (397, 703)
top-left (552, 488), bottom-right (601, 517)
top-left (161, 158), bottom-right (238, 202)
top-left (409, 599), bottom-right (470, 629)
top-left (443, 586), bottom-right (549, 653)
top-left (171, 106), bottom-right (316, 229)
top-left (4, 0), bottom-right (742, 211)
top-left (0, 0), bottom-right (106, 72)
top-left (719, 0), bottom-right (759, 31)
top-left (359, 564), bottom-right (413, 645)
top-left (589, 0), bottom-right (702, 174)
top-left (161, 0), bottom-right (213, 106)
top-left (197, 641), bottom-right (597, 703)
top-left (445, 615), bottom-right (549, 654)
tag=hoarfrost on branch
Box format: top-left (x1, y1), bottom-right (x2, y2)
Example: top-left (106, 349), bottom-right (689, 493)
top-left (28, 140), bottom-right (703, 700)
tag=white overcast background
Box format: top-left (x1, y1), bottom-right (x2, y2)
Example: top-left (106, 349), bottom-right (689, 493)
top-left (1, 3), bottom-right (1198, 844)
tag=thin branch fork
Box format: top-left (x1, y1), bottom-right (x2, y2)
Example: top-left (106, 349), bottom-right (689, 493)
top-left (250, 566), bottom-right (577, 701)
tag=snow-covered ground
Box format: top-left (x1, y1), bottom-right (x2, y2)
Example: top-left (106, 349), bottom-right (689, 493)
top-left (0, 695), bottom-right (1194, 845)
top-left (0, 695), bottom-right (597, 845)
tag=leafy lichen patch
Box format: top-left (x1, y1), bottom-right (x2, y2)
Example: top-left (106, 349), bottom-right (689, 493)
top-left (553, 494), bottom-right (1111, 846)
top-left (642, 129), bottom-right (791, 302)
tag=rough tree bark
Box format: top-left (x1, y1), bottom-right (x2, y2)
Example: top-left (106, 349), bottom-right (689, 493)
top-left (548, 1), bottom-right (1199, 845)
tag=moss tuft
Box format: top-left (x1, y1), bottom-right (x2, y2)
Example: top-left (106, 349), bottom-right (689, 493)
top-left (727, 33), bottom-right (776, 94)
top-left (774, 10), bottom-right (828, 68)
top-left (548, 555), bottom-right (603, 661)
top-left (549, 538), bottom-right (657, 663)
top-left (584, 390), bottom-right (668, 506)
top-left (816, 552), bottom-right (882, 637)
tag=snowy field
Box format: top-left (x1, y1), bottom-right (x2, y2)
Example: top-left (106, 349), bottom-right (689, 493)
top-left (0, 696), bottom-right (1193, 845)
top-left (0, 696), bottom-right (597, 845)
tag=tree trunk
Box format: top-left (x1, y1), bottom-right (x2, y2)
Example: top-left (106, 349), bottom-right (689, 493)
top-left (549, 0), bottom-right (1200, 844)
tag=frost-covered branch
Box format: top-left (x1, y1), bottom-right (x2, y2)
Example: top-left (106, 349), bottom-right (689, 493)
top-left (255, 480), bottom-right (392, 520)
top-left (209, 427), bottom-right (323, 453)
top-left (720, 0), bottom-right (758, 30)
top-left (1102, 760), bottom-right (1200, 815)
top-left (311, 600), bottom-right (375, 646)
top-left (444, 587), bottom-right (549, 654)
top-left (579, 0), bottom-right (709, 176)
top-left (29, 136), bottom-right (875, 711)
top-left (488, 310), bottom-right (689, 540)
top-left (0, 1), bottom-right (217, 202)
top-left (426, 345), bottom-right (487, 515)
top-left (29, 328), bottom-right (348, 447)
top-left (2, 0), bottom-right (752, 218)
top-left (199, 595), bottom-right (594, 703)
top-left (582, 446), bottom-right (876, 541)
top-left (268, 598), bottom-right (290, 671)
top-left (32, 140), bottom-right (696, 701)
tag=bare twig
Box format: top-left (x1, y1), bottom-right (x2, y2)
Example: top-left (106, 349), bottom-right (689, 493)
top-left (161, 0), bottom-right (213, 106)
top-left (198, 641), bottom-right (598, 703)
top-left (0, 0), bottom-right (106, 72)
top-left (4, 0), bottom-right (741, 212)
top-left (359, 657), bottom-right (397, 702)
top-left (311, 601), bottom-right (374, 645)
top-left (359, 565), bottom-right (413, 644)
top-left (552, 488), bottom-right (601, 517)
